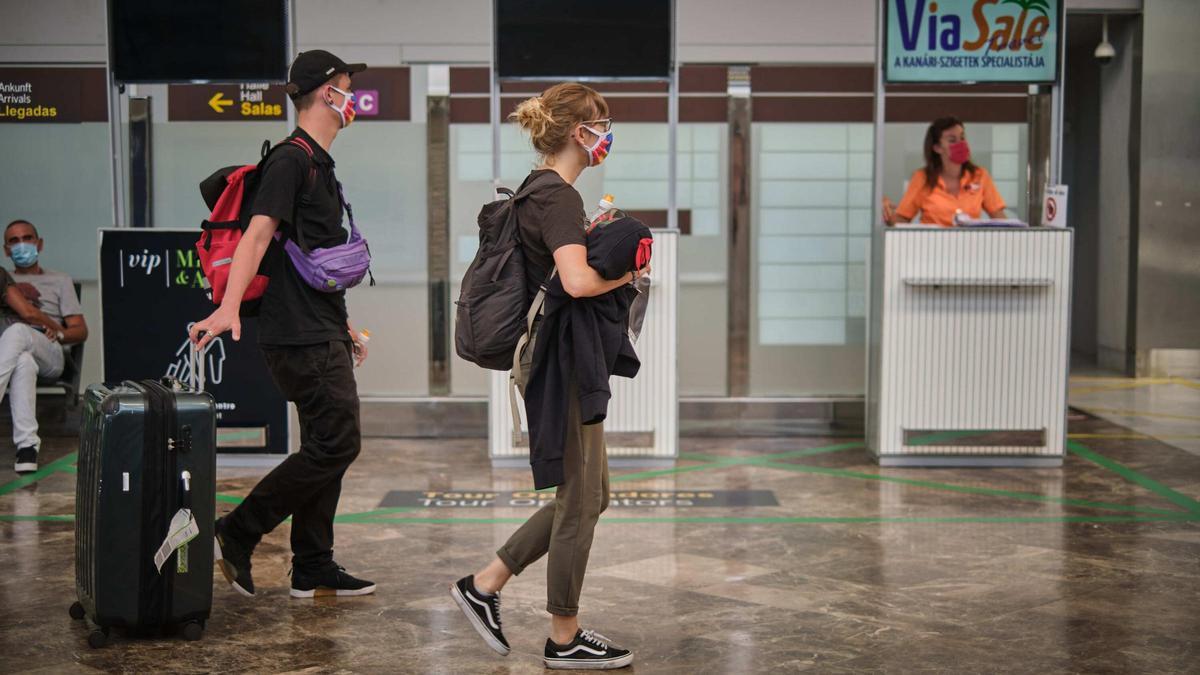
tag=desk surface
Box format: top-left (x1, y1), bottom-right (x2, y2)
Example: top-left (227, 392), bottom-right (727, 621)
top-left (888, 226), bottom-right (1072, 233)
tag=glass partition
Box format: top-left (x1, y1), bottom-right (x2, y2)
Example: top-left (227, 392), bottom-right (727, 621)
top-left (748, 120), bottom-right (1028, 395)
top-left (749, 122), bottom-right (873, 395)
top-left (598, 122), bottom-right (729, 396)
top-left (0, 123), bottom-right (111, 280)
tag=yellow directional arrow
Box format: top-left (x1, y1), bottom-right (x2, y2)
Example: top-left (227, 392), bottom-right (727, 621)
top-left (208, 92), bottom-right (233, 113)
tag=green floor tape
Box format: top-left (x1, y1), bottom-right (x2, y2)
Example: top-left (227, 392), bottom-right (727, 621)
top-left (0, 452), bottom-right (78, 498)
top-left (754, 458), bottom-right (1184, 517)
top-left (1069, 441), bottom-right (1200, 514)
top-left (5, 441), bottom-right (1199, 529)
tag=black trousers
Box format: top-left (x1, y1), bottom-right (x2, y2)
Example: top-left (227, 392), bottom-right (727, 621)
top-left (226, 340), bottom-right (361, 572)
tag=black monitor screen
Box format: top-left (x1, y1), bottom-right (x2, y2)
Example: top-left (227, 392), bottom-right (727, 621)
top-left (108, 0), bottom-right (288, 83)
top-left (496, 0), bottom-right (672, 79)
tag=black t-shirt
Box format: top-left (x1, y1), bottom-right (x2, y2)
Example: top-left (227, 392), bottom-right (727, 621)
top-left (516, 170), bottom-right (587, 301)
top-left (251, 128), bottom-right (351, 346)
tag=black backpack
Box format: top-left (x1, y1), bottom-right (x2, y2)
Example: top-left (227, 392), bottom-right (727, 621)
top-left (455, 173), bottom-right (556, 370)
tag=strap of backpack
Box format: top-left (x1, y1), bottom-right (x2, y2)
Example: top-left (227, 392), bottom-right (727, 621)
top-left (509, 268), bottom-right (556, 446)
top-left (283, 137), bottom-right (319, 253)
top-left (505, 172), bottom-right (568, 443)
top-left (511, 169), bottom-right (561, 201)
top-left (502, 170), bottom-right (564, 238)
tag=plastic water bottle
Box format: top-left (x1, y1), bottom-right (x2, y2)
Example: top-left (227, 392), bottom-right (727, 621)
top-left (587, 194), bottom-right (622, 233)
top-left (353, 329), bottom-right (370, 367)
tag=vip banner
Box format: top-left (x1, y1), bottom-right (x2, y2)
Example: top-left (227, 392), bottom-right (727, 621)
top-left (886, 0), bottom-right (1061, 83)
top-left (99, 229), bottom-right (287, 455)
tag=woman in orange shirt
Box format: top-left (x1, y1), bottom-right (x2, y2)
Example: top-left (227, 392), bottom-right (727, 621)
top-left (882, 116), bottom-right (1008, 227)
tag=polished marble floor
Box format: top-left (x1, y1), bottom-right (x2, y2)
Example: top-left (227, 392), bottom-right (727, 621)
top-left (2, 411), bottom-right (1199, 673)
top-left (1069, 374), bottom-right (1200, 456)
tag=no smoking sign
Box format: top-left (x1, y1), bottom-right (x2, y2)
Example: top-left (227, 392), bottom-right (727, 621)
top-left (1043, 184), bottom-right (1068, 227)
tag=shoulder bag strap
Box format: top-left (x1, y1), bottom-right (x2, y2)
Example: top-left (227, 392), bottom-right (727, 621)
top-left (508, 268), bottom-right (557, 446)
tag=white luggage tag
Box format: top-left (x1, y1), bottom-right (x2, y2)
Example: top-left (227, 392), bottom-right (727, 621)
top-left (153, 471), bottom-right (199, 573)
top-left (154, 508), bottom-right (200, 573)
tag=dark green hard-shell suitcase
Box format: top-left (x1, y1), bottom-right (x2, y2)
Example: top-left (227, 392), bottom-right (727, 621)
top-left (70, 351), bottom-right (216, 648)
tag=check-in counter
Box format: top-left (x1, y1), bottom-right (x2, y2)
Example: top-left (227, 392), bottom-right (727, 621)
top-left (866, 227), bottom-right (1073, 466)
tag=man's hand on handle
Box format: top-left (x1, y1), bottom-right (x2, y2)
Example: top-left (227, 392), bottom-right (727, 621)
top-left (189, 214), bottom-right (278, 351)
top-left (190, 305), bottom-right (241, 351)
top-left (348, 322), bottom-right (368, 367)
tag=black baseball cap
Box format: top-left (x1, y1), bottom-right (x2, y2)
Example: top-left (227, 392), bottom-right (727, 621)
top-left (285, 50), bottom-right (367, 100)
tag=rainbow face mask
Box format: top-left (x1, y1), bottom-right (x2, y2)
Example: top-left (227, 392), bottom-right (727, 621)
top-left (580, 125), bottom-right (613, 167)
top-left (326, 85), bottom-right (357, 128)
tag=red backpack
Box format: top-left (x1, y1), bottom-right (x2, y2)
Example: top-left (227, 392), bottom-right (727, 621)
top-left (196, 137), bottom-right (316, 315)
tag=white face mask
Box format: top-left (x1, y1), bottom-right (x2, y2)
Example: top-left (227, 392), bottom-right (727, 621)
top-left (325, 85), bottom-right (357, 128)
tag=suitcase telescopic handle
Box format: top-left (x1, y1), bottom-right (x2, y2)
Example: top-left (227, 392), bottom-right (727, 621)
top-left (188, 340), bottom-right (206, 392)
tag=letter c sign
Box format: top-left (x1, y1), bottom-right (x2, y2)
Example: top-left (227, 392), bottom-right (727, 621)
top-left (355, 90), bottom-right (379, 116)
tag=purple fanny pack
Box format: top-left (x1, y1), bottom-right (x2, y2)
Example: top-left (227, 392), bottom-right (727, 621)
top-left (275, 181), bottom-right (373, 293)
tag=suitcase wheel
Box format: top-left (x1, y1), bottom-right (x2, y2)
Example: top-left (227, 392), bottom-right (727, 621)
top-left (87, 627), bottom-right (109, 649)
top-left (68, 602), bottom-right (86, 621)
top-left (182, 621), bottom-right (204, 642)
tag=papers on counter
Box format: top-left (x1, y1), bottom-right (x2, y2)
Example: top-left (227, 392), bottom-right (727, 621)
top-left (952, 213), bottom-right (1029, 228)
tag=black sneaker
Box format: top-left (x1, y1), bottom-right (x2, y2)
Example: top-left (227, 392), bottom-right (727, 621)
top-left (544, 629), bottom-right (633, 670)
top-left (213, 517), bottom-right (255, 597)
top-left (290, 564), bottom-right (376, 598)
top-left (449, 575), bottom-right (510, 656)
top-left (14, 446), bottom-right (37, 474)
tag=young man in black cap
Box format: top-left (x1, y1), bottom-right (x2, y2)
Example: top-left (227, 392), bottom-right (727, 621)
top-left (190, 50), bottom-right (374, 599)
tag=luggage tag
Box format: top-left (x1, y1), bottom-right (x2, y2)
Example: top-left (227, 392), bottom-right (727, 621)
top-left (154, 508), bottom-right (200, 573)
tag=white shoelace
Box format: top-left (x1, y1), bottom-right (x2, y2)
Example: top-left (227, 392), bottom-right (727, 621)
top-left (580, 629), bottom-right (609, 650)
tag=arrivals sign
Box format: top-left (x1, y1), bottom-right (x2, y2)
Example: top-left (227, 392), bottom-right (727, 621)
top-left (886, 0), bottom-right (1060, 83)
top-left (0, 67), bottom-right (108, 123)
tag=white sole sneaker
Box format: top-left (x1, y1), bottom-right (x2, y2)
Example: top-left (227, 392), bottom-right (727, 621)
top-left (289, 584), bottom-right (377, 598)
top-left (543, 653), bottom-right (635, 670)
top-left (449, 583), bottom-right (511, 656)
top-left (213, 537), bottom-right (255, 598)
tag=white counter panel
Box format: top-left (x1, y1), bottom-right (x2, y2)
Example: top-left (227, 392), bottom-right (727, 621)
top-left (869, 228), bottom-right (1073, 464)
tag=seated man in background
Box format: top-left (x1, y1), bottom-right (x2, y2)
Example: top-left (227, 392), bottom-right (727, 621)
top-left (1, 219), bottom-right (88, 474)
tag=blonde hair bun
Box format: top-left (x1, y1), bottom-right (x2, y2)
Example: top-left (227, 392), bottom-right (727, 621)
top-left (508, 83), bottom-right (609, 157)
top-left (512, 96), bottom-right (555, 142)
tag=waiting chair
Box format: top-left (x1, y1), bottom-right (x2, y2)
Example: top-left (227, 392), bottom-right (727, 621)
top-left (35, 282), bottom-right (84, 408)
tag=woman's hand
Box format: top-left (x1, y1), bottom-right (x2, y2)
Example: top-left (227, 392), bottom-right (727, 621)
top-left (190, 305), bottom-right (241, 351)
top-left (882, 196), bottom-right (898, 226)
